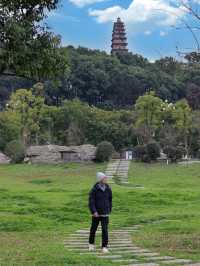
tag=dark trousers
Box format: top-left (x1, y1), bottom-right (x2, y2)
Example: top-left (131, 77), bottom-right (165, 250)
top-left (89, 216), bottom-right (109, 248)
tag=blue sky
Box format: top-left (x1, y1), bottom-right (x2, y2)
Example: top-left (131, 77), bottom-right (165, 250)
top-left (46, 0), bottom-right (200, 60)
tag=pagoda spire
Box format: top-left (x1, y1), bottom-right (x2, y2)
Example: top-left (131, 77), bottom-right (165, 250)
top-left (111, 17), bottom-right (128, 55)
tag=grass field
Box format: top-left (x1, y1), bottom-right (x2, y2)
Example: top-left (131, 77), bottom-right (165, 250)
top-left (0, 161), bottom-right (200, 265)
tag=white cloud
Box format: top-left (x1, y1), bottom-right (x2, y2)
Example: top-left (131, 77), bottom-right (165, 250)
top-left (48, 11), bottom-right (80, 22)
top-left (160, 30), bottom-right (168, 36)
top-left (144, 30), bottom-right (152, 35)
top-left (69, 0), bottom-right (105, 7)
top-left (89, 0), bottom-right (187, 27)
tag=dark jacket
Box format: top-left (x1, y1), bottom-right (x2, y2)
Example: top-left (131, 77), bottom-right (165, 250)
top-left (88, 182), bottom-right (112, 215)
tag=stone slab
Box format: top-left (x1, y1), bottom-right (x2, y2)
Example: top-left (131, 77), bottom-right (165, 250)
top-left (64, 239), bottom-right (88, 242)
top-left (110, 244), bottom-right (135, 247)
top-left (185, 262), bottom-right (200, 266)
top-left (97, 255), bottom-right (122, 259)
top-left (134, 252), bottom-right (160, 257)
top-left (113, 250), bottom-right (146, 254)
top-left (112, 230), bottom-right (137, 233)
top-left (147, 256), bottom-right (174, 261)
top-left (110, 241), bottom-right (133, 244)
top-left (161, 259), bottom-right (192, 264)
top-left (68, 236), bottom-right (89, 238)
top-left (125, 263), bottom-right (159, 266)
top-left (131, 249), bottom-right (151, 253)
top-left (112, 259), bottom-right (139, 263)
top-left (111, 247), bottom-right (141, 250)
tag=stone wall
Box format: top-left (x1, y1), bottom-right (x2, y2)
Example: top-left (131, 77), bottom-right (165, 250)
top-left (26, 144), bottom-right (96, 164)
top-left (0, 152), bottom-right (11, 164)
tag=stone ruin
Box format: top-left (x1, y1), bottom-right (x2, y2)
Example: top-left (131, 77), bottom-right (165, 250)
top-left (25, 144), bottom-right (96, 164)
top-left (0, 152), bottom-right (11, 164)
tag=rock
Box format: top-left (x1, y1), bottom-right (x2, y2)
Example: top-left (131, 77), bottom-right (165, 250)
top-left (0, 152), bottom-right (11, 164)
top-left (26, 144), bottom-right (96, 164)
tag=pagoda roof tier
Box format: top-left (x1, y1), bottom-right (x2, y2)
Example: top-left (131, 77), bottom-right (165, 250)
top-left (112, 45), bottom-right (128, 49)
top-left (112, 34), bottom-right (127, 40)
top-left (113, 26), bottom-right (125, 30)
top-left (112, 43), bottom-right (128, 47)
top-left (113, 25), bottom-right (125, 28)
top-left (112, 48), bottom-right (128, 51)
top-left (112, 40), bottom-right (128, 44)
top-left (112, 30), bottom-right (126, 34)
top-left (112, 37), bottom-right (127, 41)
top-left (112, 33), bottom-right (127, 36)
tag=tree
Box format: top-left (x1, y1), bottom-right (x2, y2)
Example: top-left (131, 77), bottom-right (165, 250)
top-left (66, 122), bottom-right (84, 146)
top-left (186, 83), bottom-right (200, 109)
top-left (116, 52), bottom-right (149, 68)
top-left (0, 0), bottom-right (69, 80)
top-left (163, 146), bottom-right (185, 163)
top-left (95, 141), bottom-right (114, 162)
top-left (135, 91), bottom-right (163, 143)
top-left (172, 99), bottom-right (192, 156)
top-left (185, 52), bottom-right (200, 63)
top-left (7, 88), bottom-right (45, 146)
top-left (155, 57), bottom-right (180, 76)
top-left (146, 142), bottom-right (160, 161)
top-left (5, 140), bottom-right (25, 163)
top-left (0, 111), bottom-right (21, 151)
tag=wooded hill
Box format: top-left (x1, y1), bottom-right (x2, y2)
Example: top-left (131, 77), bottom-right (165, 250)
top-left (1, 46), bottom-right (200, 110)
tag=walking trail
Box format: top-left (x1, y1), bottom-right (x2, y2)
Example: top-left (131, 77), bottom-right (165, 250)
top-left (64, 159), bottom-right (200, 265)
top-left (105, 159), bottom-right (130, 184)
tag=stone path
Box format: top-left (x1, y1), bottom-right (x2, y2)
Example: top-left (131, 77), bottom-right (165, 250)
top-left (64, 224), bottom-right (197, 266)
top-left (105, 159), bottom-right (120, 182)
top-left (105, 159), bottom-right (130, 184)
top-left (64, 159), bottom-right (199, 265)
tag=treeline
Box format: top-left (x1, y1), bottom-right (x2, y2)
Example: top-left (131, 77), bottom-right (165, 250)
top-left (1, 86), bottom-right (200, 162)
top-left (0, 86), bottom-right (136, 158)
top-left (1, 46), bottom-right (200, 109)
top-left (55, 47), bottom-right (200, 109)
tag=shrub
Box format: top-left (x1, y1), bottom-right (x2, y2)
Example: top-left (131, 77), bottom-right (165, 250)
top-left (95, 141), bottom-right (114, 162)
top-left (146, 142), bottom-right (160, 161)
top-left (163, 145), bottom-right (184, 162)
top-left (5, 140), bottom-right (25, 163)
top-left (142, 153), bottom-right (151, 163)
top-left (134, 145), bottom-right (146, 161)
top-left (134, 142), bottom-right (160, 162)
top-left (197, 149), bottom-right (200, 159)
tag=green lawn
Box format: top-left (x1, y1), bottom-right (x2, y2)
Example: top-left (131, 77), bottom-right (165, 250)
top-left (0, 162), bottom-right (200, 265)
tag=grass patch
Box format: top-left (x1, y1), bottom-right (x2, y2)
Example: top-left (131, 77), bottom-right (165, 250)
top-left (30, 179), bottom-right (52, 185)
top-left (0, 162), bottom-right (200, 264)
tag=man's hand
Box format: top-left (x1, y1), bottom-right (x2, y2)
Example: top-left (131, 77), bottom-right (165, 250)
top-left (93, 212), bottom-right (99, 217)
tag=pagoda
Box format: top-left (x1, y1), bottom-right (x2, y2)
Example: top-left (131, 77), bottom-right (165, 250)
top-left (111, 17), bottom-right (128, 55)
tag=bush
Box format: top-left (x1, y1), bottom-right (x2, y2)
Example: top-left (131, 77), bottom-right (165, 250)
top-left (5, 140), bottom-right (25, 163)
top-left (142, 153), bottom-right (151, 163)
top-left (95, 141), bottom-right (114, 162)
top-left (134, 142), bottom-right (160, 162)
top-left (197, 149), bottom-right (200, 159)
top-left (146, 142), bottom-right (160, 161)
top-left (134, 145), bottom-right (146, 161)
top-left (163, 145), bottom-right (184, 162)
